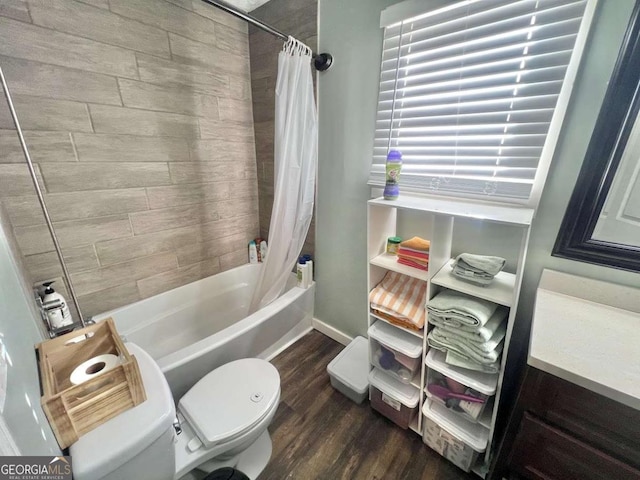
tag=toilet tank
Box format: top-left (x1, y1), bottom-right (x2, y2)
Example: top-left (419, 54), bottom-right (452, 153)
top-left (70, 343), bottom-right (177, 480)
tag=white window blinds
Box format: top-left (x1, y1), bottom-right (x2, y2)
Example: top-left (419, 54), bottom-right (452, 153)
top-left (370, 0), bottom-right (592, 203)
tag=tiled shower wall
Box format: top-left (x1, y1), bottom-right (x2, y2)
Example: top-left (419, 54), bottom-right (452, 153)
top-left (249, 0), bottom-right (317, 256)
top-left (0, 0), bottom-right (259, 318)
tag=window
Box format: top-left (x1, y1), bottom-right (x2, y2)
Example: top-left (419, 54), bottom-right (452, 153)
top-left (370, 0), bottom-right (596, 206)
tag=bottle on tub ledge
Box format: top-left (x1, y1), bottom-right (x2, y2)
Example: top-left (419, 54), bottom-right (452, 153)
top-left (249, 238), bottom-right (268, 264)
top-left (302, 254), bottom-right (313, 283)
top-left (249, 240), bottom-right (259, 264)
top-left (41, 281), bottom-right (73, 330)
top-left (296, 255), bottom-right (313, 288)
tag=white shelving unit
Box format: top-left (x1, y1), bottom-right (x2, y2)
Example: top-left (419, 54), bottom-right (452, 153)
top-left (366, 194), bottom-right (533, 476)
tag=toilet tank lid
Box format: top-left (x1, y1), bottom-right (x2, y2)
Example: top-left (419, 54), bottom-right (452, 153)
top-left (70, 343), bottom-right (176, 480)
top-left (179, 358), bottom-right (280, 449)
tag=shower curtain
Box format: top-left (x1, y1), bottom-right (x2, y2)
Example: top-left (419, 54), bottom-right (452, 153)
top-left (249, 37), bottom-right (318, 312)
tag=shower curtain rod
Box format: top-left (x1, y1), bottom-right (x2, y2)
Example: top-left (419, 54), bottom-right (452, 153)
top-left (200, 0), bottom-right (333, 71)
top-left (0, 66), bottom-right (86, 330)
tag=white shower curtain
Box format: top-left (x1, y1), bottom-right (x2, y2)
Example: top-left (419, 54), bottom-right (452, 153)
top-left (249, 37), bottom-right (318, 312)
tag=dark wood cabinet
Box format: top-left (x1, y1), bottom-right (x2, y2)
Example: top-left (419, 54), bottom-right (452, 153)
top-left (490, 366), bottom-right (640, 480)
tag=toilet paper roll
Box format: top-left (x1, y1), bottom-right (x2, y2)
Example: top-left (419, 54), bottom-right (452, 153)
top-left (70, 354), bottom-right (120, 386)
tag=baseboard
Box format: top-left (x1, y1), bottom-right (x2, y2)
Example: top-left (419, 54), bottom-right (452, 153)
top-left (311, 317), bottom-right (353, 346)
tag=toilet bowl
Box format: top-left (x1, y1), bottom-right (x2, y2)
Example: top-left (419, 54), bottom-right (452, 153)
top-left (70, 343), bottom-right (280, 480)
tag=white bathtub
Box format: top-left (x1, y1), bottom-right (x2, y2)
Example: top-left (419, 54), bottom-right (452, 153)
top-left (94, 263), bottom-right (314, 399)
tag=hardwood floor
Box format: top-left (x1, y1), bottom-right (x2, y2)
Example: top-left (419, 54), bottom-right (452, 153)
top-left (258, 330), bottom-right (475, 480)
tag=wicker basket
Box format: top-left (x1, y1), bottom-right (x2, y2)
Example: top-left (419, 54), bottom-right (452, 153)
top-left (36, 318), bottom-right (146, 449)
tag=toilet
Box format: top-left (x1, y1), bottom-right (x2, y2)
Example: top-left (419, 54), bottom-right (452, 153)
top-left (70, 343), bottom-right (281, 480)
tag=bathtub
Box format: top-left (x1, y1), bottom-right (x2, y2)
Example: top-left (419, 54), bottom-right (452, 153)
top-left (94, 263), bottom-right (314, 399)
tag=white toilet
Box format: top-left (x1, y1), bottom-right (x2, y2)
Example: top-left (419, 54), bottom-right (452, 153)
top-left (70, 343), bottom-right (281, 480)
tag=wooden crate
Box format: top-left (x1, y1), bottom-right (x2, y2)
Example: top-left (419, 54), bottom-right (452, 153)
top-left (36, 318), bottom-right (146, 449)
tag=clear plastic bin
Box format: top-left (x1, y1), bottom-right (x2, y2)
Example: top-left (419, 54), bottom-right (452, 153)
top-left (368, 368), bottom-right (419, 429)
top-left (425, 369), bottom-right (488, 422)
top-left (422, 401), bottom-right (488, 472)
top-left (327, 336), bottom-right (370, 404)
top-left (425, 349), bottom-right (496, 422)
top-left (368, 321), bottom-right (422, 385)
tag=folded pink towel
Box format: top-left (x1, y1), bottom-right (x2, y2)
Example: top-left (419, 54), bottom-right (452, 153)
top-left (397, 257), bottom-right (428, 271)
top-left (397, 247), bottom-right (429, 262)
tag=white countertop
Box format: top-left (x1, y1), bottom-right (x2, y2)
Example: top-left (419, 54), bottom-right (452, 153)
top-left (529, 270), bottom-right (640, 411)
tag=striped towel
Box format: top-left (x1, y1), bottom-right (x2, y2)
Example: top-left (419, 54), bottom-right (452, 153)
top-left (397, 257), bottom-right (428, 271)
top-left (369, 271), bottom-right (427, 329)
top-left (397, 247), bottom-right (430, 262)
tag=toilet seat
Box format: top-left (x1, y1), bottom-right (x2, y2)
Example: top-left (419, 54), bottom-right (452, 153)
top-left (178, 358), bottom-right (280, 449)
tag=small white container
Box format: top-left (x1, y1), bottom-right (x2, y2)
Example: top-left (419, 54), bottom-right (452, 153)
top-left (368, 321), bottom-right (422, 384)
top-left (422, 401), bottom-right (488, 472)
top-left (327, 336), bottom-right (370, 404)
top-left (368, 368), bottom-right (420, 429)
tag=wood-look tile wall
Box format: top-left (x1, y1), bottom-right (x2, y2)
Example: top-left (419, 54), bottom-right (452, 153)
top-left (0, 0), bottom-right (259, 318)
top-left (249, 0), bottom-right (317, 256)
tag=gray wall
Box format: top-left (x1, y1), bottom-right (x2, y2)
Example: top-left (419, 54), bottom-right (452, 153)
top-left (316, 0), bottom-right (398, 336)
top-left (0, 0), bottom-right (259, 319)
top-left (513, 1), bottom-right (640, 358)
top-left (0, 204), bottom-right (60, 455)
top-left (249, 0), bottom-right (317, 256)
top-left (316, 0), bottom-right (640, 343)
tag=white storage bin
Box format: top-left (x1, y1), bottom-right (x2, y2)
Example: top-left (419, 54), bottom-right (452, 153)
top-left (368, 321), bottom-right (422, 385)
top-left (368, 368), bottom-right (420, 429)
top-left (422, 401), bottom-right (488, 472)
top-left (327, 336), bottom-right (370, 404)
top-left (425, 349), bottom-right (496, 421)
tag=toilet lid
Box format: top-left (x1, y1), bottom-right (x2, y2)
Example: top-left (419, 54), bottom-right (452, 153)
top-left (178, 358), bottom-right (280, 449)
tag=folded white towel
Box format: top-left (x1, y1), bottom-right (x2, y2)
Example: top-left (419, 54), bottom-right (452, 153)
top-left (445, 350), bottom-right (500, 374)
top-left (451, 268), bottom-right (494, 286)
top-left (429, 307), bottom-right (508, 343)
top-left (454, 253), bottom-right (506, 276)
top-left (428, 327), bottom-right (503, 363)
top-left (427, 289), bottom-right (498, 327)
top-left (432, 324), bottom-right (505, 354)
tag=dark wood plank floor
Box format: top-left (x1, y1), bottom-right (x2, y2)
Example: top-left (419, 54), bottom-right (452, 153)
top-left (258, 331), bottom-right (476, 480)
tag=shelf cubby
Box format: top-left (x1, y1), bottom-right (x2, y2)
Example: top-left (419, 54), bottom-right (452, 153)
top-left (431, 262), bottom-right (516, 307)
top-left (366, 194), bottom-right (532, 477)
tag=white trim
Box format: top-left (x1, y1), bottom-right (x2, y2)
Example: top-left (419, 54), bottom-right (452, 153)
top-left (311, 318), bottom-right (353, 346)
top-left (527, 0), bottom-right (599, 208)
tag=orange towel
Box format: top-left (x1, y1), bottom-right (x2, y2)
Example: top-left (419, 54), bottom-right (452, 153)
top-left (372, 309), bottom-right (423, 332)
top-left (400, 236), bottom-right (430, 252)
top-left (369, 271), bottom-right (427, 329)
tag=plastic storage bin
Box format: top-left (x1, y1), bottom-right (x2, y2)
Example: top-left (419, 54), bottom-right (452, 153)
top-left (422, 401), bottom-right (488, 472)
top-left (425, 349), bottom-right (496, 422)
top-left (327, 336), bottom-right (370, 404)
top-left (368, 368), bottom-right (419, 429)
top-left (368, 321), bottom-right (422, 384)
